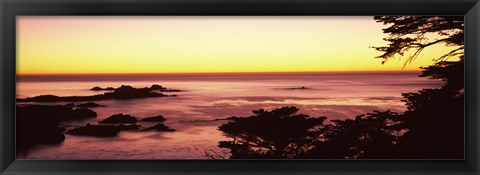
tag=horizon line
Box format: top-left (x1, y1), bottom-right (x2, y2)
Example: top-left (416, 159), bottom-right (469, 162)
top-left (17, 70), bottom-right (422, 76)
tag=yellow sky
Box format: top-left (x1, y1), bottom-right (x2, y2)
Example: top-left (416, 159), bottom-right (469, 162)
top-left (16, 16), bottom-right (457, 75)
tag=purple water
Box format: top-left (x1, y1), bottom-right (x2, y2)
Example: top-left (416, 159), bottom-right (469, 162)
top-left (16, 72), bottom-right (442, 159)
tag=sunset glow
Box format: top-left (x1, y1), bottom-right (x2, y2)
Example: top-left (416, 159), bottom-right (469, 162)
top-left (16, 16), bottom-right (464, 160)
top-left (16, 16), bottom-right (454, 75)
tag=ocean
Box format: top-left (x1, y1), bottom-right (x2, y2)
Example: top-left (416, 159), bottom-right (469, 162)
top-left (16, 72), bottom-right (442, 159)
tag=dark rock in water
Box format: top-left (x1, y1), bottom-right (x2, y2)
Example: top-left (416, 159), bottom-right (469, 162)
top-left (214, 116), bottom-right (239, 121)
top-left (17, 126), bottom-right (66, 149)
top-left (140, 115), bottom-right (166, 122)
top-left (161, 89), bottom-right (182, 92)
top-left (286, 86), bottom-right (308, 90)
top-left (17, 95), bottom-right (63, 103)
top-left (71, 108), bottom-right (97, 119)
top-left (16, 105), bottom-right (97, 151)
top-left (17, 104), bottom-right (97, 122)
top-left (104, 85), bottom-right (166, 100)
top-left (67, 123), bottom-right (119, 137)
top-left (91, 86), bottom-right (115, 91)
top-left (100, 113), bottom-right (138, 124)
top-left (116, 124), bottom-right (141, 131)
top-left (141, 124), bottom-right (175, 132)
top-left (66, 123), bottom-right (141, 137)
top-left (77, 102), bottom-right (105, 108)
top-left (64, 103), bottom-right (75, 107)
top-left (150, 84), bottom-right (166, 90)
top-left (226, 116), bottom-right (240, 120)
top-left (150, 84), bottom-right (181, 92)
top-left (17, 85), bottom-right (169, 102)
top-left (91, 86), bottom-right (103, 91)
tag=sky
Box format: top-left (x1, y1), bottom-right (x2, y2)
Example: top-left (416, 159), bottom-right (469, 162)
top-left (16, 16), bottom-right (457, 75)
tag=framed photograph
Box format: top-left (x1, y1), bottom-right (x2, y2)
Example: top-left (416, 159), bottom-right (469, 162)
top-left (1, 0), bottom-right (479, 174)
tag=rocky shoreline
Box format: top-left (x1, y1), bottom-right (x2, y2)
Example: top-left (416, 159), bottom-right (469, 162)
top-left (17, 85), bottom-right (179, 103)
top-left (16, 84), bottom-right (178, 151)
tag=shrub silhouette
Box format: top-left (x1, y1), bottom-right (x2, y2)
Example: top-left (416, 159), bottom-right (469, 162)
top-left (303, 110), bottom-right (403, 159)
top-left (393, 60), bottom-right (464, 158)
top-left (218, 106), bottom-right (326, 159)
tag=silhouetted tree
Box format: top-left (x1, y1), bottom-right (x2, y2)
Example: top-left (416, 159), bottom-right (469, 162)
top-left (394, 60), bottom-right (464, 158)
top-left (218, 106), bottom-right (326, 159)
top-left (302, 110), bottom-right (403, 159)
top-left (372, 16), bottom-right (464, 66)
top-left (373, 16), bottom-right (464, 158)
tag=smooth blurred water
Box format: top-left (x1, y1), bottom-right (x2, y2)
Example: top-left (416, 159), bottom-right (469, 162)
top-left (16, 72), bottom-right (442, 159)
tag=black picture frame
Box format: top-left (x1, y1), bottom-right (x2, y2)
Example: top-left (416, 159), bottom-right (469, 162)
top-left (1, 0), bottom-right (479, 174)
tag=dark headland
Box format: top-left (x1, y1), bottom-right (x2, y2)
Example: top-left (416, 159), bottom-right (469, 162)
top-left (17, 85), bottom-right (179, 103)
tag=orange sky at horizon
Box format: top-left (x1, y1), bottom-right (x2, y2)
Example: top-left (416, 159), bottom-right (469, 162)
top-left (16, 16), bottom-right (460, 75)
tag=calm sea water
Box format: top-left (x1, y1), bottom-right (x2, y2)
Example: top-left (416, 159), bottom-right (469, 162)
top-left (16, 72), bottom-right (442, 159)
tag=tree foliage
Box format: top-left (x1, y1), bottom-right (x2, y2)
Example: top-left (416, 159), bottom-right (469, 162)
top-left (373, 16), bottom-right (464, 158)
top-left (308, 110), bottom-right (403, 159)
top-left (395, 60), bottom-right (464, 158)
top-left (372, 16), bottom-right (464, 66)
top-left (218, 106), bottom-right (326, 159)
top-left (218, 107), bottom-right (404, 159)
